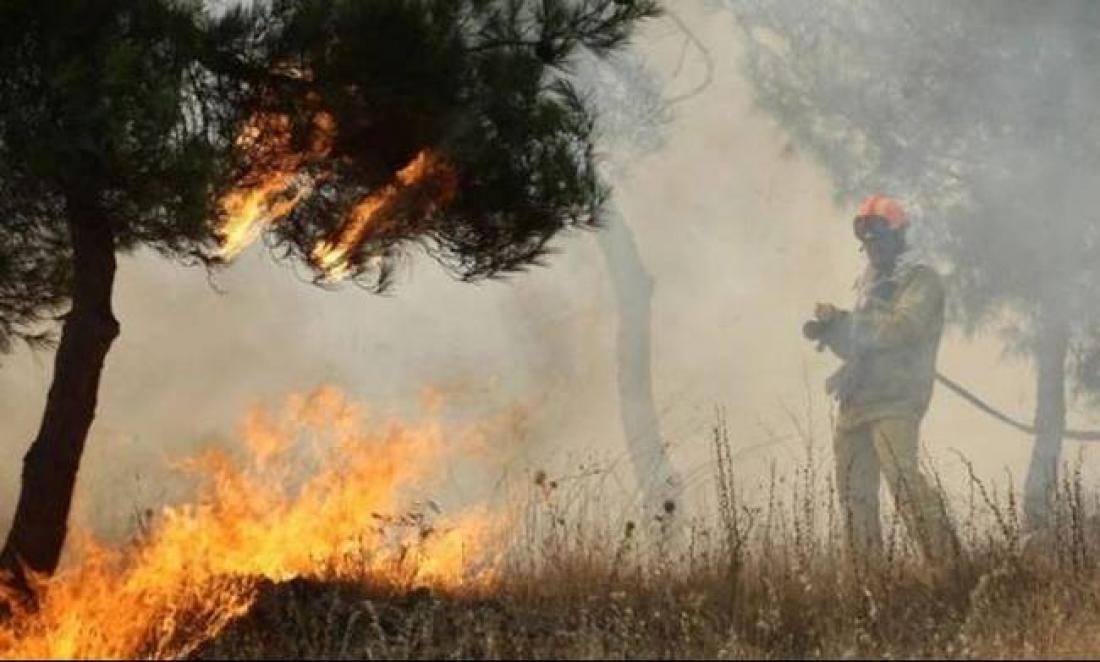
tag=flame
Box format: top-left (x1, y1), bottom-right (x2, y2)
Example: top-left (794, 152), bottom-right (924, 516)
top-left (213, 107), bottom-right (458, 277)
top-left (0, 387), bottom-right (503, 659)
top-left (216, 112), bottom-right (336, 260)
top-left (311, 149), bottom-right (458, 282)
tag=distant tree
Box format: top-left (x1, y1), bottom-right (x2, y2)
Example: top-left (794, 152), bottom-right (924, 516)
top-left (715, 0), bottom-right (1100, 527)
top-left (0, 0), bottom-right (659, 599)
top-left (574, 41), bottom-right (677, 510)
top-left (570, 10), bottom-right (711, 510)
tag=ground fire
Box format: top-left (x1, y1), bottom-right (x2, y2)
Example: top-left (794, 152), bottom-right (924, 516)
top-left (0, 387), bottom-right (502, 659)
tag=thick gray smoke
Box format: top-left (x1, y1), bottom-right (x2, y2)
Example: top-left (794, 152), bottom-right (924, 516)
top-left (2, 1), bottom-right (1089, 541)
top-left (712, 0), bottom-right (1100, 523)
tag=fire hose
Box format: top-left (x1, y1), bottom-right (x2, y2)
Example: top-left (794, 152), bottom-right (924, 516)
top-left (803, 319), bottom-right (1100, 441)
top-left (933, 372), bottom-right (1100, 441)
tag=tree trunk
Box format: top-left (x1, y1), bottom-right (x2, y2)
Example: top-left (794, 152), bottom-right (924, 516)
top-left (596, 204), bottom-right (682, 510)
top-left (0, 200), bottom-right (119, 601)
top-left (1023, 300), bottom-right (1070, 530)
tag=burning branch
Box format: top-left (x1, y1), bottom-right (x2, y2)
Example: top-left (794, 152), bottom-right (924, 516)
top-left (215, 112), bottom-right (458, 286)
top-left (215, 111), bottom-right (335, 260)
top-left (311, 150), bottom-right (459, 282)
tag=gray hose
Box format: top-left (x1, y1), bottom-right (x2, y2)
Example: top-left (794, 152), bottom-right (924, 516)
top-left (935, 372), bottom-right (1100, 442)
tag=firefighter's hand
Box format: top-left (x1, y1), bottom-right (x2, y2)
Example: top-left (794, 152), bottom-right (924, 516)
top-left (814, 303), bottom-right (841, 323)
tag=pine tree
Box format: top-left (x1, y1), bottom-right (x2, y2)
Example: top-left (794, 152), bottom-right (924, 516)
top-left (0, 0), bottom-right (659, 599)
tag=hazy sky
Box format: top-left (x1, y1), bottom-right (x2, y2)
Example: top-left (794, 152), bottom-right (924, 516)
top-left (2, 0), bottom-right (1095, 539)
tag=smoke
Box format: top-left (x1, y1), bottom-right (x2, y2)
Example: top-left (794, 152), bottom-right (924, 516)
top-left (1, 1), bottom-right (1084, 543)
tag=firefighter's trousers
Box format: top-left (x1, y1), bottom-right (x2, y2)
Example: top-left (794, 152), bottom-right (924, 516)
top-left (834, 416), bottom-right (957, 562)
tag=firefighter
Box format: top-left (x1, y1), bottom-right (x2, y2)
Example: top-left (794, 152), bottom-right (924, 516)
top-left (803, 195), bottom-right (957, 562)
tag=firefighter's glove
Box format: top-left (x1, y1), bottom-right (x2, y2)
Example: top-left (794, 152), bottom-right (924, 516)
top-left (804, 303), bottom-right (842, 352)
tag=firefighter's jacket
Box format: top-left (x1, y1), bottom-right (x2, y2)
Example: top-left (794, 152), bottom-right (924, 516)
top-left (820, 259), bottom-right (945, 431)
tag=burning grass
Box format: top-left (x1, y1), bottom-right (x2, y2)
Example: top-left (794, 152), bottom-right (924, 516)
top-left (5, 396), bottom-right (1100, 658)
top-left (0, 387), bottom-right (502, 659)
top-left (192, 448), bottom-right (1100, 660)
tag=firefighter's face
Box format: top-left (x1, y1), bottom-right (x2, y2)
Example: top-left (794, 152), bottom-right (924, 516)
top-left (855, 216), bottom-right (905, 269)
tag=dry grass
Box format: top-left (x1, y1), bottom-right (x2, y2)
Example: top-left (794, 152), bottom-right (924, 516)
top-left (189, 417), bottom-right (1100, 659)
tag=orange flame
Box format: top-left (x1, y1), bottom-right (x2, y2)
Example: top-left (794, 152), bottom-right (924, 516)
top-left (311, 149), bottom-right (458, 282)
top-left (0, 387), bottom-right (502, 659)
top-left (216, 112), bottom-right (336, 260)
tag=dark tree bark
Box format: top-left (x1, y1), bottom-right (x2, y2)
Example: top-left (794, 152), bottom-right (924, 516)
top-left (0, 197), bottom-right (119, 601)
top-left (1023, 299), bottom-right (1070, 530)
top-left (596, 204), bottom-right (681, 509)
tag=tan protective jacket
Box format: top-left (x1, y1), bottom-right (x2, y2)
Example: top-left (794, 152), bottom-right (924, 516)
top-left (821, 261), bottom-right (945, 430)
